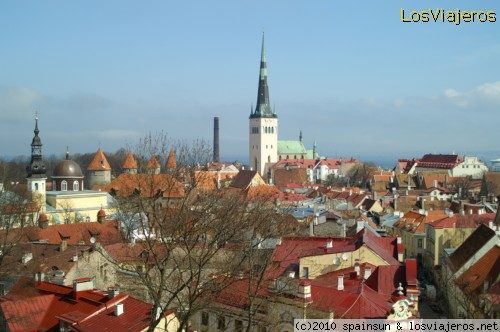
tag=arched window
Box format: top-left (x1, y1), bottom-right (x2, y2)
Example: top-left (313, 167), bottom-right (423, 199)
top-left (61, 180), bottom-right (67, 191)
top-left (73, 181), bottom-right (79, 191)
top-left (268, 155), bottom-right (271, 163)
top-left (34, 183), bottom-right (39, 191)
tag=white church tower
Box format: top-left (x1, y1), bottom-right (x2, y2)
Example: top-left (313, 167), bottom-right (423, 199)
top-left (26, 115), bottom-right (47, 212)
top-left (249, 34), bottom-right (278, 178)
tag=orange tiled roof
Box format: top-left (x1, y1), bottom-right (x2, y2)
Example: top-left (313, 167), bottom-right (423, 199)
top-left (87, 148), bottom-right (111, 171)
top-left (121, 152), bottom-right (138, 169)
top-left (165, 149), bottom-right (176, 169)
top-left (146, 155), bottom-right (160, 169)
top-left (105, 173), bottom-right (184, 198)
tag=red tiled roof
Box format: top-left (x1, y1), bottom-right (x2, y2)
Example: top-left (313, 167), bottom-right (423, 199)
top-left (309, 267), bottom-right (394, 318)
top-left (273, 159), bottom-right (317, 169)
top-left (87, 148), bottom-right (111, 171)
top-left (121, 152), bottom-right (138, 169)
top-left (146, 155), bottom-right (161, 169)
top-left (273, 168), bottom-right (309, 189)
top-left (268, 229), bottom-right (400, 280)
top-left (105, 173), bottom-right (184, 198)
top-left (1, 281), bottom-right (166, 332)
top-left (20, 221), bottom-right (121, 246)
top-left (430, 213), bottom-right (496, 229)
top-left (416, 154), bottom-right (463, 169)
top-left (0, 294), bottom-right (55, 331)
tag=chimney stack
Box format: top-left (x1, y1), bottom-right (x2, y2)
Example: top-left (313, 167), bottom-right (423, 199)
top-left (337, 275), bottom-right (344, 290)
top-left (213, 116), bottom-right (220, 163)
top-left (364, 267), bottom-right (372, 280)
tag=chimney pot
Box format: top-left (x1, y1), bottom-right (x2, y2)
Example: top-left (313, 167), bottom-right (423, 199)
top-left (115, 303), bottom-right (124, 316)
top-left (337, 275), bottom-right (344, 290)
top-left (364, 268), bottom-right (372, 280)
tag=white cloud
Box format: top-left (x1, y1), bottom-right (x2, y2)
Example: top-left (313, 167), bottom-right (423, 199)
top-left (444, 89), bottom-right (459, 98)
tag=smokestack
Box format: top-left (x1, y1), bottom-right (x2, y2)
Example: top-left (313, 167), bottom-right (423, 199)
top-left (213, 116), bottom-right (220, 162)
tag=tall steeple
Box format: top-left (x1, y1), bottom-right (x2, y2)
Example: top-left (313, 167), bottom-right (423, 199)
top-left (250, 33), bottom-right (276, 119)
top-left (26, 114), bottom-right (46, 177)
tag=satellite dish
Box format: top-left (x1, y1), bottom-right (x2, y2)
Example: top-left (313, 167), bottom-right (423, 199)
top-left (90, 237), bottom-right (96, 244)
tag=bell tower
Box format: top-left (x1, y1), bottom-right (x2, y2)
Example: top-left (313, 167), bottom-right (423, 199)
top-left (26, 114), bottom-right (47, 212)
top-left (249, 33), bottom-right (278, 177)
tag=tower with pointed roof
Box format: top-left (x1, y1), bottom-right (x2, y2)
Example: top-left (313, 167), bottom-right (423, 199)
top-left (121, 152), bottom-right (138, 174)
top-left (26, 115), bottom-right (47, 211)
top-left (87, 148), bottom-right (112, 188)
top-left (165, 148), bottom-right (177, 174)
top-left (249, 33), bottom-right (278, 177)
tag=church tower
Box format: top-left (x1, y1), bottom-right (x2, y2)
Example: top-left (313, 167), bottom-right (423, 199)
top-left (26, 115), bottom-right (47, 212)
top-left (249, 34), bottom-right (278, 178)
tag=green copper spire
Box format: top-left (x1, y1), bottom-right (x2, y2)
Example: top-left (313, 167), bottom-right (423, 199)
top-left (250, 33), bottom-right (276, 119)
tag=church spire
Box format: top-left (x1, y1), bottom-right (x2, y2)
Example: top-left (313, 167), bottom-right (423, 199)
top-left (27, 113), bottom-right (46, 177)
top-left (251, 33), bottom-right (276, 119)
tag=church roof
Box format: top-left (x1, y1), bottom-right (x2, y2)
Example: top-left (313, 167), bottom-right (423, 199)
top-left (87, 148), bottom-right (111, 171)
top-left (278, 140), bottom-right (307, 155)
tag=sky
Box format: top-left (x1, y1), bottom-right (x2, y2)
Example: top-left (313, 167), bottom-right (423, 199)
top-left (1, 0), bottom-right (499, 166)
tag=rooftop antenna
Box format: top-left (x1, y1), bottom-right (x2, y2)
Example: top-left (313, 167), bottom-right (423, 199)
top-left (65, 146), bottom-right (69, 160)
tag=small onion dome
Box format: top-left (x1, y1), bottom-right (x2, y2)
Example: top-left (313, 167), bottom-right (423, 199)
top-left (38, 213), bottom-right (48, 222)
top-left (97, 209), bottom-right (106, 218)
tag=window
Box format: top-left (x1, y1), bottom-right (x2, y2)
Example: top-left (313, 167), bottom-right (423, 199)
top-left (418, 238), bottom-right (423, 248)
top-left (73, 181), bottom-right (79, 191)
top-left (266, 145), bottom-right (268, 149)
top-left (302, 266), bottom-right (309, 279)
top-left (268, 155), bottom-right (271, 163)
top-left (235, 320), bottom-right (243, 332)
top-left (217, 315), bottom-right (225, 330)
top-left (61, 180), bottom-right (67, 191)
top-left (34, 183), bottom-right (39, 191)
top-left (201, 312), bottom-right (209, 326)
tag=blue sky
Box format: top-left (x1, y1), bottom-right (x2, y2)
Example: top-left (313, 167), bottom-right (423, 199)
top-left (1, 0), bottom-right (499, 165)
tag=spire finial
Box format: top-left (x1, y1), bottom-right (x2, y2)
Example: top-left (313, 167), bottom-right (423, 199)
top-left (65, 146), bottom-right (69, 160)
top-left (34, 111), bottom-right (39, 135)
top-left (299, 130), bottom-right (303, 142)
top-left (261, 32), bottom-right (266, 61)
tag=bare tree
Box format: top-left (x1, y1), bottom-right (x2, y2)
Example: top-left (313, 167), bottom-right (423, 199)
top-left (102, 132), bottom-right (291, 331)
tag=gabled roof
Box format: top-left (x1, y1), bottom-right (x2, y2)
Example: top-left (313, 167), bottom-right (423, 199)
top-left (429, 213), bottom-right (496, 229)
top-left (273, 168), bottom-right (308, 189)
top-left (229, 170), bottom-right (260, 190)
top-left (448, 224), bottom-right (496, 273)
top-left (21, 221), bottom-right (121, 245)
top-left (121, 152), bottom-right (138, 169)
top-left (87, 148), bottom-right (111, 171)
top-left (416, 154), bottom-right (463, 169)
top-left (456, 246), bottom-right (500, 294)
